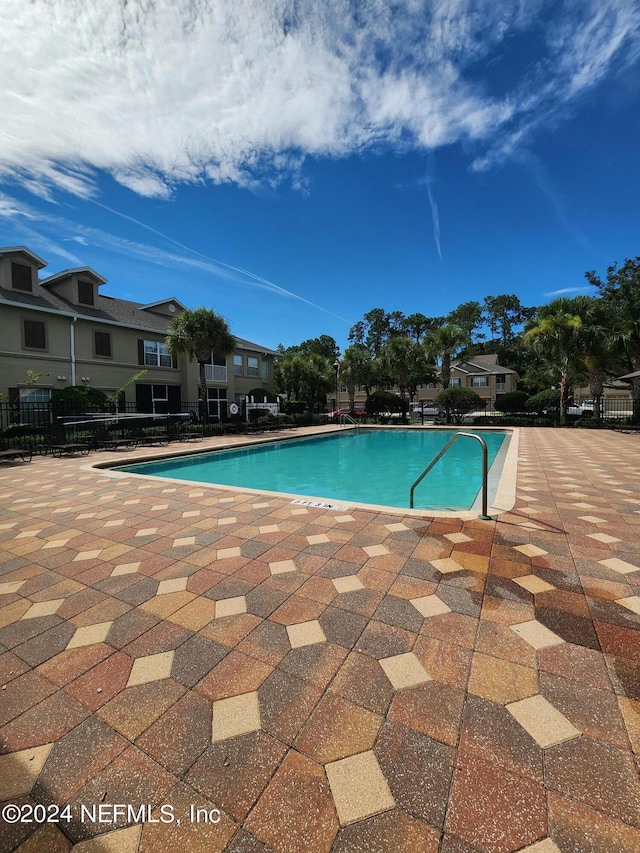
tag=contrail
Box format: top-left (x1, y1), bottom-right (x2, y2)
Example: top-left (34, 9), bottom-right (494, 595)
top-left (90, 200), bottom-right (350, 323)
top-left (425, 153), bottom-right (443, 261)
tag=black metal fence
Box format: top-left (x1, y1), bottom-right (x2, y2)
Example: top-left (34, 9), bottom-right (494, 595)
top-left (0, 397), bottom-right (637, 457)
top-left (410, 397), bottom-right (636, 422)
top-left (0, 401), bottom-right (202, 455)
top-left (0, 399), bottom-right (310, 456)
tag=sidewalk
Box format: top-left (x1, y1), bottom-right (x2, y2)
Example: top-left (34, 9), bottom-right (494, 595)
top-left (1, 427), bottom-right (639, 852)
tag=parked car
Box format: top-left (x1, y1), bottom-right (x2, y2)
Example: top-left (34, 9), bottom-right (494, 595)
top-left (332, 408), bottom-right (367, 419)
top-left (412, 404), bottom-right (441, 418)
top-left (567, 400), bottom-right (604, 416)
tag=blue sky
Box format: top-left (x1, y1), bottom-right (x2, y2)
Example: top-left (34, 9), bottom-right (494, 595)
top-left (1, 0), bottom-right (639, 353)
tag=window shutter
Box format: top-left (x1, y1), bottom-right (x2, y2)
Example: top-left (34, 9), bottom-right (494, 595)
top-left (167, 385), bottom-right (181, 412)
top-left (137, 339), bottom-right (144, 365)
top-left (135, 383), bottom-right (153, 413)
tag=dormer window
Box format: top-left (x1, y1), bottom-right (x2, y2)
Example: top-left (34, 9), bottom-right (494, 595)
top-left (11, 262), bottom-right (32, 292)
top-left (78, 280), bottom-right (94, 306)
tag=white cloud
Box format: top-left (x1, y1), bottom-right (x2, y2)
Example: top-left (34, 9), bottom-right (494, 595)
top-left (0, 191), bottom-right (350, 323)
top-left (1, 0), bottom-right (638, 198)
top-left (544, 287), bottom-right (592, 296)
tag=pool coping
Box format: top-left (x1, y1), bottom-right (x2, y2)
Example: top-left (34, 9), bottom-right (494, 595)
top-left (88, 424), bottom-right (519, 520)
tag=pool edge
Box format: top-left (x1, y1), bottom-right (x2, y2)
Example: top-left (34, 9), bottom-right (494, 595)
top-left (87, 425), bottom-right (519, 520)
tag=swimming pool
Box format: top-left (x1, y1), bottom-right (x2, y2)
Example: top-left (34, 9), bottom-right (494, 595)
top-left (115, 428), bottom-right (510, 511)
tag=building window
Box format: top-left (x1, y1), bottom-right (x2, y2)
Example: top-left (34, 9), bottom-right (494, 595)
top-left (152, 385), bottom-right (168, 403)
top-left (78, 281), bottom-right (94, 306)
top-left (23, 319), bottom-right (46, 349)
top-left (261, 360), bottom-right (268, 382)
top-left (450, 378), bottom-right (461, 387)
top-left (207, 387), bottom-right (227, 420)
top-left (472, 376), bottom-right (488, 387)
top-left (144, 340), bottom-right (173, 368)
top-left (94, 331), bottom-right (112, 358)
top-left (200, 353), bottom-right (227, 383)
top-left (496, 374), bottom-right (506, 392)
top-left (11, 262), bottom-right (32, 292)
top-left (247, 356), bottom-right (259, 377)
top-left (18, 387), bottom-right (51, 426)
top-left (233, 354), bottom-right (243, 376)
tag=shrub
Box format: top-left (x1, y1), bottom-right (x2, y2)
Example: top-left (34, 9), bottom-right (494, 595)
top-left (525, 390), bottom-right (560, 416)
top-left (51, 385), bottom-right (109, 414)
top-left (494, 391), bottom-right (529, 414)
top-left (365, 390), bottom-right (405, 416)
top-left (434, 388), bottom-right (484, 425)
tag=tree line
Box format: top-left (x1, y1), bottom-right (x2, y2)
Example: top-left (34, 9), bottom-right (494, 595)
top-left (274, 257), bottom-right (640, 425)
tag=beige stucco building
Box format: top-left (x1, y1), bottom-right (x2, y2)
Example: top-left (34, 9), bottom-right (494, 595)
top-left (337, 353), bottom-right (519, 409)
top-left (416, 354), bottom-right (519, 404)
top-left (0, 246), bottom-right (277, 418)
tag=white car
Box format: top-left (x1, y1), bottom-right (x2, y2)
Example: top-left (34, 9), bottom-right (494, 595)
top-left (412, 405), bottom-right (440, 417)
top-left (567, 400), bottom-right (604, 416)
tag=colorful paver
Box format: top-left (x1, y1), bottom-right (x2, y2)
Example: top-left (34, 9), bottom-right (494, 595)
top-left (1, 426), bottom-right (640, 851)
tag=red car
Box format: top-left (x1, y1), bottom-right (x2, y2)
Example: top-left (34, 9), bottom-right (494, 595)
top-left (332, 408), bottom-right (367, 419)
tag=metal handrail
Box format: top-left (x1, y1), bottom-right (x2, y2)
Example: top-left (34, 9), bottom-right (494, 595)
top-left (338, 413), bottom-right (359, 429)
top-left (410, 432), bottom-right (493, 519)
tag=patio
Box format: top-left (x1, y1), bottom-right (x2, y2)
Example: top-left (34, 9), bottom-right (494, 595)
top-left (1, 427), bottom-right (639, 852)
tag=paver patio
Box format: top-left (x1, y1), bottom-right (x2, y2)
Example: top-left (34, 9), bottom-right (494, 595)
top-left (1, 426), bottom-right (639, 852)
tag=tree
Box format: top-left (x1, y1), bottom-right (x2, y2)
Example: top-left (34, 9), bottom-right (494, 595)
top-left (297, 335), bottom-right (340, 361)
top-left (401, 313), bottom-right (443, 343)
top-left (447, 301), bottom-right (484, 342)
top-left (586, 257), bottom-right (640, 423)
top-left (493, 391), bottom-right (530, 414)
top-left (381, 336), bottom-right (435, 407)
top-left (166, 308), bottom-right (235, 421)
top-left (364, 390), bottom-right (405, 418)
top-left (483, 295), bottom-right (532, 347)
top-left (347, 308), bottom-right (404, 356)
top-left (434, 388), bottom-right (484, 425)
top-left (340, 344), bottom-right (379, 399)
top-left (432, 325), bottom-right (467, 391)
top-left (274, 350), bottom-right (306, 403)
top-left (300, 352), bottom-right (334, 413)
top-left (571, 296), bottom-right (619, 425)
top-left (523, 299), bottom-right (583, 426)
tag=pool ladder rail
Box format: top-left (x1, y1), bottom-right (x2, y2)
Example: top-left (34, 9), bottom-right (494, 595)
top-left (410, 432), bottom-right (493, 519)
top-left (338, 413), bottom-right (360, 430)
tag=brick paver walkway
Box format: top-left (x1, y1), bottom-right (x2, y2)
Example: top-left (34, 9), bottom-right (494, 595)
top-left (1, 427), bottom-right (639, 852)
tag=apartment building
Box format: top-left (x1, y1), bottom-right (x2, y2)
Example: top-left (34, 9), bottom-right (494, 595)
top-left (0, 246), bottom-right (277, 418)
top-left (336, 353), bottom-right (519, 409)
top-left (416, 354), bottom-right (519, 404)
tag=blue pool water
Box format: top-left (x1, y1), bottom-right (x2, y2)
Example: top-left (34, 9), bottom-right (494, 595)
top-left (116, 429), bottom-right (508, 510)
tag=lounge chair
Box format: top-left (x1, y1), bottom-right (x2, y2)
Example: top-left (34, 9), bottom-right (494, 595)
top-left (42, 425), bottom-right (91, 457)
top-left (0, 447), bottom-right (32, 463)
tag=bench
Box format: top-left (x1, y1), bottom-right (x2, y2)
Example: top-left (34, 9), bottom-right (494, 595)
top-left (0, 448), bottom-right (32, 464)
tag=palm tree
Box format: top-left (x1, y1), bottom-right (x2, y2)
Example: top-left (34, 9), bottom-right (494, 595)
top-left (432, 325), bottom-right (468, 390)
top-left (572, 296), bottom-right (618, 425)
top-left (524, 299), bottom-right (582, 426)
top-left (274, 351), bottom-right (305, 404)
top-left (166, 307), bottom-right (236, 421)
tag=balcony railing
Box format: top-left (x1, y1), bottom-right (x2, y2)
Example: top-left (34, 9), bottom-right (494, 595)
top-left (202, 365), bottom-right (227, 383)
